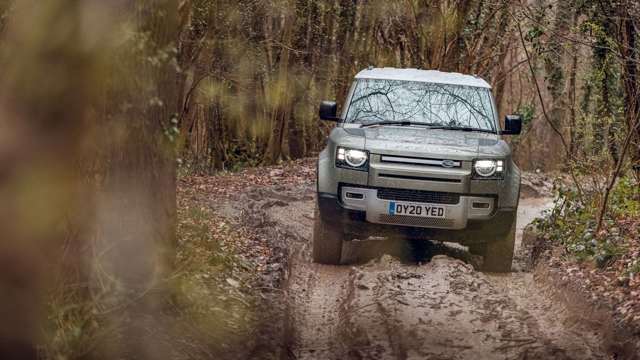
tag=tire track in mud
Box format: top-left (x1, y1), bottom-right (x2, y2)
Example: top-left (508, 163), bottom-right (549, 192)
top-left (261, 187), bottom-right (354, 359)
top-left (286, 260), bottom-right (351, 358)
top-left (343, 257), bottom-right (573, 359)
top-left (236, 185), bottom-right (609, 359)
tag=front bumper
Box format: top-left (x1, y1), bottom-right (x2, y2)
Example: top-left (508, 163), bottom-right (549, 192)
top-left (338, 185), bottom-right (495, 230)
top-left (318, 187), bottom-right (515, 244)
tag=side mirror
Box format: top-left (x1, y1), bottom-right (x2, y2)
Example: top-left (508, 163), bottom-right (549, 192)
top-left (319, 101), bottom-right (340, 122)
top-left (502, 115), bottom-right (522, 135)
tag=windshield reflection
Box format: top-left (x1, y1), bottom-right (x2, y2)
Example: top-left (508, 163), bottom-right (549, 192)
top-left (345, 79), bottom-right (496, 131)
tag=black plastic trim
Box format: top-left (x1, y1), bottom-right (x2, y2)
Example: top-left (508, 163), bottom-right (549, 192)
top-left (338, 182), bottom-right (497, 199)
top-left (378, 173), bottom-right (462, 183)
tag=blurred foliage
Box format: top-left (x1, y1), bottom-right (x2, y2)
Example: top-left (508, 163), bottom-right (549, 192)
top-left (41, 197), bottom-right (259, 359)
top-left (0, 0), bottom-right (181, 358)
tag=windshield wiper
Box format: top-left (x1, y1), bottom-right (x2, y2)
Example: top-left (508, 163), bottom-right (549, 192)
top-left (359, 122), bottom-right (496, 133)
top-left (360, 121), bottom-right (427, 128)
top-left (426, 125), bottom-right (496, 134)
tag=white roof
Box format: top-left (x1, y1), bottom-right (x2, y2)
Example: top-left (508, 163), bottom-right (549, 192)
top-left (355, 68), bottom-right (491, 89)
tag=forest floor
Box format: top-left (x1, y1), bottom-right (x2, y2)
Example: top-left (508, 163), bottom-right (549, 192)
top-left (178, 158), bottom-right (637, 359)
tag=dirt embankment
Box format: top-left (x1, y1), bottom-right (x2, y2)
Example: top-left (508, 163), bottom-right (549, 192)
top-left (523, 226), bottom-right (640, 359)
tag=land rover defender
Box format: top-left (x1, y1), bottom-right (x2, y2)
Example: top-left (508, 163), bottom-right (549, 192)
top-left (314, 68), bottom-right (522, 272)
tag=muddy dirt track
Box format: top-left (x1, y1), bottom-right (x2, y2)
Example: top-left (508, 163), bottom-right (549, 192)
top-left (230, 183), bottom-right (611, 360)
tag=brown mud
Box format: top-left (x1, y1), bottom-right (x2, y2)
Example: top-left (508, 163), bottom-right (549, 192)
top-left (225, 181), bottom-right (613, 359)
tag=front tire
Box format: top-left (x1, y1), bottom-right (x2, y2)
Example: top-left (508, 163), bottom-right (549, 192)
top-left (469, 213), bottom-right (517, 273)
top-left (312, 205), bottom-right (343, 264)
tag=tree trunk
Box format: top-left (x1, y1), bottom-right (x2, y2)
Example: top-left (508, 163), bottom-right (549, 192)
top-left (567, 54), bottom-right (578, 155)
top-left (540, 0), bottom-right (572, 170)
top-left (621, 10), bottom-right (640, 171)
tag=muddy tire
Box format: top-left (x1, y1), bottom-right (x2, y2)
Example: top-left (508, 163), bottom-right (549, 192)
top-left (470, 215), bottom-right (517, 273)
top-left (312, 205), bottom-right (343, 264)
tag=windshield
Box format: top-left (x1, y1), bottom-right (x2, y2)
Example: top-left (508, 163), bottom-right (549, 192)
top-left (344, 79), bottom-right (497, 131)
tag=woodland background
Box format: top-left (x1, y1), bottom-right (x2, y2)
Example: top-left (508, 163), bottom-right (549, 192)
top-left (0, 0), bottom-right (638, 358)
top-left (175, 0), bottom-right (639, 173)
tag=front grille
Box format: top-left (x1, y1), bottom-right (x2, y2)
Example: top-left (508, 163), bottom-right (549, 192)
top-left (377, 188), bottom-right (460, 205)
top-left (380, 155), bottom-right (462, 168)
top-left (378, 214), bottom-right (455, 228)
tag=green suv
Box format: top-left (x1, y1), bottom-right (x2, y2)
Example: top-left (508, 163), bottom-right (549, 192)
top-left (314, 68), bottom-right (522, 272)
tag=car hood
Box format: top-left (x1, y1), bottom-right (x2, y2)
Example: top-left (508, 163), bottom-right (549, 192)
top-left (345, 126), bottom-right (508, 160)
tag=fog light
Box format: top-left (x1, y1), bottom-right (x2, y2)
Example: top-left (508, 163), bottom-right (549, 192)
top-left (472, 202), bottom-right (490, 209)
top-left (345, 192), bottom-right (364, 199)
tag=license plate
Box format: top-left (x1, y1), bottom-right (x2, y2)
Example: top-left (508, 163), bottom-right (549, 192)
top-left (388, 201), bottom-right (446, 218)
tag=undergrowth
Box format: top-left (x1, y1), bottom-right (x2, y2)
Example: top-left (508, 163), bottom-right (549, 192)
top-left (42, 198), bottom-right (258, 359)
top-left (535, 173), bottom-right (640, 272)
top-left (169, 203), bottom-right (257, 357)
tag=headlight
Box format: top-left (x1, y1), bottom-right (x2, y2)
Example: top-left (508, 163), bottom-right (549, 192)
top-left (336, 147), bottom-right (368, 170)
top-left (473, 159), bottom-right (504, 179)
